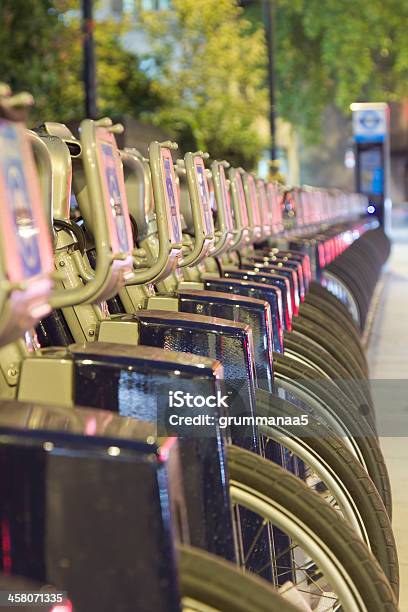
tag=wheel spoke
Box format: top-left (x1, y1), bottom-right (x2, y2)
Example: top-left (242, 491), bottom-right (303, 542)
top-left (243, 517), bottom-right (268, 564)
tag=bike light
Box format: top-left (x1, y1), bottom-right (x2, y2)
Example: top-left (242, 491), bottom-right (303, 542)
top-left (51, 602), bottom-right (72, 612)
top-left (367, 204), bottom-right (376, 214)
top-left (287, 269), bottom-right (300, 316)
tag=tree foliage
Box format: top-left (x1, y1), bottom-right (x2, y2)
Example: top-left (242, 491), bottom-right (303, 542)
top-left (274, 0), bottom-right (408, 136)
top-left (140, 0), bottom-right (268, 167)
top-left (1, 0), bottom-right (407, 157)
top-left (0, 0), bottom-right (79, 121)
top-left (0, 0), bottom-right (162, 124)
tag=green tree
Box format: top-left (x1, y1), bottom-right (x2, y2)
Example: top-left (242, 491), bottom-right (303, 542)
top-left (0, 0), bottom-right (81, 121)
top-left (140, 0), bottom-right (268, 167)
top-left (90, 18), bottom-right (164, 118)
top-left (0, 0), bottom-right (162, 124)
top-left (273, 0), bottom-right (408, 136)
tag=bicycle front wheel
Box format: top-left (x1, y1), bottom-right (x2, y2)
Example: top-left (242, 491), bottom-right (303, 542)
top-left (227, 445), bottom-right (398, 612)
top-left (178, 543), bottom-right (300, 612)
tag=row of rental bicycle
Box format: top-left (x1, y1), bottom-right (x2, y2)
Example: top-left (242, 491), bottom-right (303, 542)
top-left (0, 84), bottom-right (397, 611)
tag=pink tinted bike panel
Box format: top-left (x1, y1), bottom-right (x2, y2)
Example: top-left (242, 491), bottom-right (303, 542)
top-left (96, 128), bottom-right (133, 255)
top-left (219, 165), bottom-right (234, 231)
top-left (0, 121), bottom-right (53, 283)
top-left (194, 156), bottom-right (214, 236)
top-left (267, 182), bottom-right (283, 228)
top-left (235, 173), bottom-right (249, 227)
top-left (257, 180), bottom-right (270, 227)
top-left (247, 174), bottom-right (261, 226)
top-left (161, 148), bottom-right (182, 244)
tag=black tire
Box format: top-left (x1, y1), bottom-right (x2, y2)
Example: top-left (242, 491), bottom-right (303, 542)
top-left (256, 388), bottom-right (399, 596)
top-left (284, 330), bottom-right (375, 417)
top-left (328, 262), bottom-right (371, 328)
top-left (227, 445), bottom-right (399, 612)
top-left (303, 292), bottom-right (360, 338)
top-left (177, 543), bottom-right (300, 612)
top-left (298, 302), bottom-right (368, 374)
top-left (292, 317), bottom-right (367, 380)
top-left (308, 281), bottom-right (356, 323)
top-left (274, 353), bottom-right (392, 517)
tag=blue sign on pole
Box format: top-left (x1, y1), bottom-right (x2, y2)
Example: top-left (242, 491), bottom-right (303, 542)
top-left (351, 103), bottom-right (388, 143)
top-left (350, 102), bottom-right (390, 231)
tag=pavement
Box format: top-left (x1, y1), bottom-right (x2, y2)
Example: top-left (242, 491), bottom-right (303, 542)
top-left (367, 208), bottom-right (408, 610)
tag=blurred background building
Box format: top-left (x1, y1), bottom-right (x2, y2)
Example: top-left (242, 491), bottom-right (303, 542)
top-left (1, 0), bottom-right (407, 200)
top-left (94, 0), bottom-right (408, 200)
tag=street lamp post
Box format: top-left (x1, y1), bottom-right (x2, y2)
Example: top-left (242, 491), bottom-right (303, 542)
top-left (262, 0), bottom-right (277, 162)
top-left (82, 0), bottom-right (98, 118)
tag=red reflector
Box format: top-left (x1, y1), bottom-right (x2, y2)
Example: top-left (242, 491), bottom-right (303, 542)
top-left (1, 518), bottom-right (12, 574)
top-left (318, 243), bottom-right (325, 268)
top-left (285, 280), bottom-right (293, 331)
top-left (304, 255), bottom-right (312, 283)
top-left (295, 263), bottom-right (305, 300)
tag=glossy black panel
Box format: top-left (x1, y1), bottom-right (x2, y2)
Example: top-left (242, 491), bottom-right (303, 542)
top-left (252, 250), bottom-right (310, 291)
top-left (224, 269), bottom-right (289, 313)
top-left (177, 291), bottom-right (274, 392)
top-left (288, 240), bottom-right (318, 281)
top-left (71, 345), bottom-right (236, 563)
top-left (106, 294), bottom-right (126, 314)
top-left (242, 259), bottom-right (305, 301)
top-left (134, 313), bottom-right (259, 452)
top-left (203, 277), bottom-right (284, 352)
top-left (261, 265), bottom-right (298, 305)
top-left (0, 428), bottom-right (180, 612)
top-left (130, 313), bottom-right (273, 580)
top-left (36, 310), bottom-right (74, 347)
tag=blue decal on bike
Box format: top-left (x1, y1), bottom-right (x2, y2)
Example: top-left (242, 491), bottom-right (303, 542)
top-left (101, 143), bottom-right (129, 253)
top-left (0, 123), bottom-right (42, 278)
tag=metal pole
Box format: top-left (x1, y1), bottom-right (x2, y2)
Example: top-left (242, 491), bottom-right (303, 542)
top-left (82, 0), bottom-right (98, 118)
top-left (262, 0), bottom-right (277, 161)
